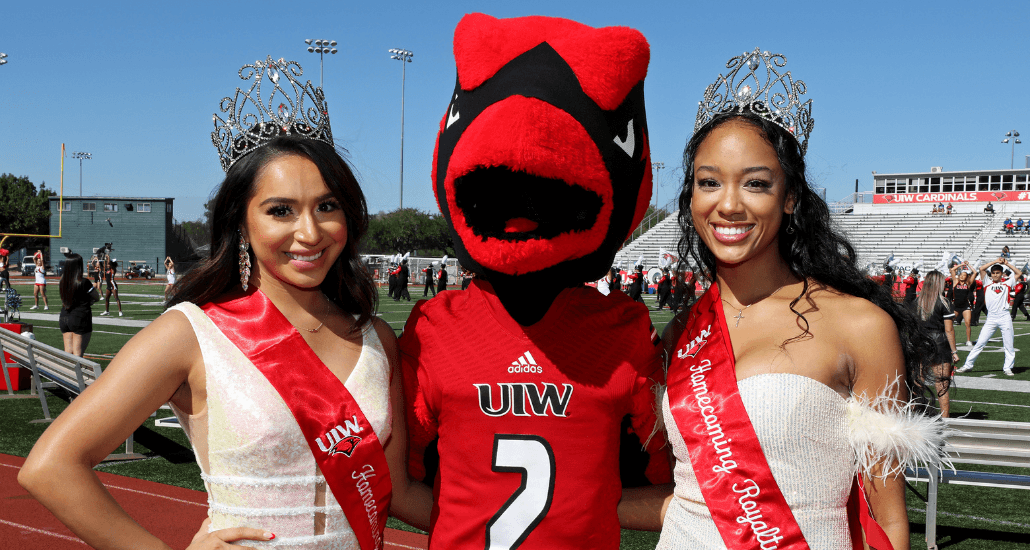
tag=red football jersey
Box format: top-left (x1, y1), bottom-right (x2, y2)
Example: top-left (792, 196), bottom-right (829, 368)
top-left (399, 280), bottom-right (667, 549)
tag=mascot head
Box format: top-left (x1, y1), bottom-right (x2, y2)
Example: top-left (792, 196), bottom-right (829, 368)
top-left (433, 14), bottom-right (652, 284)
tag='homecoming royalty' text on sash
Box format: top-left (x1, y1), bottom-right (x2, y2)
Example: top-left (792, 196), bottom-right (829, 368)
top-left (203, 290), bottom-right (391, 550)
top-left (666, 285), bottom-right (809, 550)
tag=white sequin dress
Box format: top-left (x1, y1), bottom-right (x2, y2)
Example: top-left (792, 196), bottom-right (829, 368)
top-left (167, 303), bottom-right (393, 549)
top-left (659, 373), bottom-right (865, 549)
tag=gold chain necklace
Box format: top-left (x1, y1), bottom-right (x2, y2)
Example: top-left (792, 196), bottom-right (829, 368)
top-left (291, 294), bottom-right (331, 333)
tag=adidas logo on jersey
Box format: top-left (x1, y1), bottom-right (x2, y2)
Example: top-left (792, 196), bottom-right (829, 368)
top-left (508, 350), bottom-right (543, 374)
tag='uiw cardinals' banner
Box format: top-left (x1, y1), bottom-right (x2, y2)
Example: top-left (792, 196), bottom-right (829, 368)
top-left (873, 191), bottom-right (1030, 204)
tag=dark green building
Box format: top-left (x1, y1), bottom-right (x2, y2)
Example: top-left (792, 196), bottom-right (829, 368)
top-left (47, 196), bottom-right (194, 273)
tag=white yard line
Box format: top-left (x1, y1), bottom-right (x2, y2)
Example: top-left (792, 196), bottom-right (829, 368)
top-left (0, 518), bottom-right (87, 544)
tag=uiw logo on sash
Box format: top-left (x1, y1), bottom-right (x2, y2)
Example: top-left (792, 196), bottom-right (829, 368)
top-left (677, 325), bottom-right (711, 359)
top-left (315, 415), bottom-right (364, 457)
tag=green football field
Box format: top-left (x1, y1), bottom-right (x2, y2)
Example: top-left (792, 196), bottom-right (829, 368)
top-left (2, 279), bottom-right (1028, 549)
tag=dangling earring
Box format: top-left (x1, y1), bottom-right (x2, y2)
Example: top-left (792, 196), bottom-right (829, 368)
top-left (239, 232), bottom-right (252, 291)
top-left (786, 197), bottom-right (801, 235)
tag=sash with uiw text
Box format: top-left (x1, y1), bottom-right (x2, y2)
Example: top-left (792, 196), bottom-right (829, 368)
top-left (666, 285), bottom-right (809, 550)
top-left (203, 290), bottom-right (391, 550)
top-left (668, 285), bottom-right (896, 550)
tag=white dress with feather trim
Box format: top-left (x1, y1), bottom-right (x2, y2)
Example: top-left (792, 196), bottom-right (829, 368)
top-left (167, 303), bottom-right (392, 549)
top-left (657, 373), bottom-right (947, 549)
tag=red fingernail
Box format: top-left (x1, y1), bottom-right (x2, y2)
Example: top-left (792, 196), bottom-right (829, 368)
top-left (266, 532), bottom-right (276, 540)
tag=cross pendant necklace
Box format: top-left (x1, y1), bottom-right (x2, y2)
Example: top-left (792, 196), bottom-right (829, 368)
top-left (724, 301), bottom-right (751, 327)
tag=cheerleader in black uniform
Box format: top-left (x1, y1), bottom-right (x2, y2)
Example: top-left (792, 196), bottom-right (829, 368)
top-left (949, 262), bottom-right (973, 345)
top-left (970, 269), bottom-right (987, 326)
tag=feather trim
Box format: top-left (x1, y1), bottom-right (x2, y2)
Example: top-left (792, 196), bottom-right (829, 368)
top-left (847, 376), bottom-right (955, 479)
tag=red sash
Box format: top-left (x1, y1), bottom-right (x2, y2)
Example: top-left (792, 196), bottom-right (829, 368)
top-left (667, 285), bottom-right (809, 549)
top-left (202, 290), bottom-right (391, 550)
top-left (668, 285), bottom-right (895, 550)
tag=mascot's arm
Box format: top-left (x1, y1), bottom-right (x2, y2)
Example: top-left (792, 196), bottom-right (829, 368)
top-left (398, 308), bottom-right (440, 482)
top-left (619, 321), bottom-right (673, 530)
top-left (629, 332), bottom-right (672, 485)
top-left (613, 311), bottom-right (679, 531)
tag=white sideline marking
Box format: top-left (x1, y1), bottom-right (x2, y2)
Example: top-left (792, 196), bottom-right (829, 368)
top-left (0, 518), bottom-right (86, 544)
top-left (951, 399), bottom-right (1030, 409)
top-left (29, 325), bottom-right (136, 336)
top-left (386, 542), bottom-right (426, 550)
top-left (104, 484), bottom-right (206, 507)
top-left (909, 506), bottom-right (1030, 529)
top-left (0, 462), bottom-right (204, 507)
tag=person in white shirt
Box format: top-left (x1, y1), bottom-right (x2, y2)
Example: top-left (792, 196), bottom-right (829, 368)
top-left (956, 258), bottom-right (1022, 376)
top-left (31, 255), bottom-right (49, 310)
top-left (164, 256), bottom-right (176, 298)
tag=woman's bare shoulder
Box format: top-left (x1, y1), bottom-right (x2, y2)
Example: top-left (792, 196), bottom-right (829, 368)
top-left (806, 283), bottom-right (896, 331)
top-left (125, 308), bottom-right (202, 368)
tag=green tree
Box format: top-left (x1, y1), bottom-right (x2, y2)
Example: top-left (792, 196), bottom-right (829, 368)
top-left (0, 173), bottom-right (55, 251)
top-left (173, 200), bottom-right (213, 252)
top-left (361, 208), bottom-right (454, 257)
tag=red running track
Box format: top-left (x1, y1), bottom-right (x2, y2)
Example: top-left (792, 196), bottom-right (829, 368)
top-left (0, 454), bottom-right (428, 549)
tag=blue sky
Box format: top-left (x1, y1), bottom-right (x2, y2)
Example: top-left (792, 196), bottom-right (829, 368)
top-left (1, 0), bottom-right (1027, 223)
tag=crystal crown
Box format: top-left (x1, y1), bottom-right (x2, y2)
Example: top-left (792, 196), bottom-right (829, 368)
top-left (695, 48), bottom-right (813, 155)
top-left (212, 56), bottom-right (334, 172)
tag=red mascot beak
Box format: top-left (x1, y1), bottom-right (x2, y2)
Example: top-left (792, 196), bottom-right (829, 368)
top-left (433, 14), bottom-right (652, 280)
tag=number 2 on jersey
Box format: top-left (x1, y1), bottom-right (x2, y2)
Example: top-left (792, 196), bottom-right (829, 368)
top-left (485, 435), bottom-right (556, 550)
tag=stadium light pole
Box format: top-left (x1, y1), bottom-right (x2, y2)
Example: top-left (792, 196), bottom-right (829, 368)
top-left (304, 39), bottom-right (337, 90)
top-left (651, 161), bottom-right (665, 211)
top-left (71, 151), bottom-right (91, 196)
top-left (389, 48), bottom-right (413, 209)
top-left (1002, 130), bottom-right (1021, 169)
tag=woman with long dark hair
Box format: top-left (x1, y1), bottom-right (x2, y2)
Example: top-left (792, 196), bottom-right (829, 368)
top-left (655, 49), bottom-right (946, 550)
top-left (58, 253), bottom-right (99, 357)
top-left (917, 271), bottom-right (958, 417)
top-left (950, 262), bottom-right (974, 345)
top-left (20, 56), bottom-right (430, 550)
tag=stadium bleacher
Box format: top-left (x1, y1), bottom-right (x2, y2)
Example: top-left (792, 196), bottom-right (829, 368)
top-left (613, 204), bottom-right (1030, 274)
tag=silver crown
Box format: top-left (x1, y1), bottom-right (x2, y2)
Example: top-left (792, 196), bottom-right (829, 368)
top-left (695, 48), bottom-right (813, 155)
top-left (212, 56), bottom-right (333, 172)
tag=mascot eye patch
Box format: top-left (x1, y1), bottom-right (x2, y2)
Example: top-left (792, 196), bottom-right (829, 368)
top-left (455, 166), bottom-right (601, 241)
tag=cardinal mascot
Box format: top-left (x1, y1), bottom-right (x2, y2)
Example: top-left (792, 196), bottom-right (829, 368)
top-left (398, 14), bottom-right (670, 549)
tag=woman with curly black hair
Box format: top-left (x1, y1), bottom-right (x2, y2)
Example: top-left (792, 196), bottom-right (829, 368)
top-left (651, 48), bottom-right (947, 550)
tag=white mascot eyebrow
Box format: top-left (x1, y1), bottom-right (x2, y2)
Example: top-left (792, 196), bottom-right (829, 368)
top-left (447, 94), bottom-right (461, 129)
top-left (614, 119), bottom-right (634, 157)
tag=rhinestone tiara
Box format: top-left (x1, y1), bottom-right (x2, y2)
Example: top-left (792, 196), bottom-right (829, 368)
top-left (212, 56), bottom-right (334, 172)
top-left (694, 48), bottom-right (813, 155)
